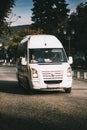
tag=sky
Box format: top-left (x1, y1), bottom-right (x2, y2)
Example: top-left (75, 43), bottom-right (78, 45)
top-left (9, 0), bottom-right (87, 26)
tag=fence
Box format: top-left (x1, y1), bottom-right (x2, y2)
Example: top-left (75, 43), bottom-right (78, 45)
top-left (73, 70), bottom-right (87, 80)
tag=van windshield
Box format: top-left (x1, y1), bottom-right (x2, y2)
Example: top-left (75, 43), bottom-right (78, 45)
top-left (29, 48), bottom-right (67, 63)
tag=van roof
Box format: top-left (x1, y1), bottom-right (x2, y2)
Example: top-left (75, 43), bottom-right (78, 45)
top-left (21, 34), bottom-right (63, 48)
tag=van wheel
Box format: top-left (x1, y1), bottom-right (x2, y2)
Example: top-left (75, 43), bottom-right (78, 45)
top-left (25, 78), bottom-right (32, 92)
top-left (64, 88), bottom-right (71, 93)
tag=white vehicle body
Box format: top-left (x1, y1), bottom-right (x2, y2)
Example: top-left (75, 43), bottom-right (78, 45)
top-left (16, 34), bottom-right (73, 93)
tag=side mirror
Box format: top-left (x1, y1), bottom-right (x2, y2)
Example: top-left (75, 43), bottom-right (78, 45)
top-left (68, 56), bottom-right (73, 64)
top-left (21, 57), bottom-right (27, 65)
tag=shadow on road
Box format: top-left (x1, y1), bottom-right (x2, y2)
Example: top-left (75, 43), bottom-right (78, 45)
top-left (0, 80), bottom-right (30, 95)
top-left (0, 110), bottom-right (86, 130)
top-left (0, 112), bottom-right (56, 130)
top-left (0, 80), bottom-right (65, 95)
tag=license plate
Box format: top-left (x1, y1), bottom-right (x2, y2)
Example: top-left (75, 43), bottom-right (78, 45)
top-left (47, 84), bottom-right (60, 88)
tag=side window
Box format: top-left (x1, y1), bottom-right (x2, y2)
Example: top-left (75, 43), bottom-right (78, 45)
top-left (17, 42), bottom-right (27, 59)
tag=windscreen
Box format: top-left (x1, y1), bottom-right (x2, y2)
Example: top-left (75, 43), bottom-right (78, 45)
top-left (29, 48), bottom-right (67, 63)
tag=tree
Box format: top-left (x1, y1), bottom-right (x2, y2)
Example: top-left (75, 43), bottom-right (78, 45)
top-left (69, 2), bottom-right (87, 52)
top-left (0, 0), bottom-right (15, 35)
top-left (31, 0), bottom-right (70, 34)
top-left (76, 2), bottom-right (87, 50)
top-left (0, 0), bottom-right (15, 23)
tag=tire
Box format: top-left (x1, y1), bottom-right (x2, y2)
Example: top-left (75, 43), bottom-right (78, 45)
top-left (18, 79), bottom-right (23, 88)
top-left (64, 88), bottom-right (71, 93)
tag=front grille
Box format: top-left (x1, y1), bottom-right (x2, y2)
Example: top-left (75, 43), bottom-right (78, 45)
top-left (42, 71), bottom-right (63, 80)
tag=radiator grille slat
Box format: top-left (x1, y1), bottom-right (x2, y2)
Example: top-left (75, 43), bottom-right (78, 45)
top-left (42, 71), bottom-right (63, 80)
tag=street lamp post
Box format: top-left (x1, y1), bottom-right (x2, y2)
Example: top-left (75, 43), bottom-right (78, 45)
top-left (63, 29), bottom-right (75, 56)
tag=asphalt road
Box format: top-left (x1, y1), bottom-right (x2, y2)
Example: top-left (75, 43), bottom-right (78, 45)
top-left (0, 66), bottom-right (87, 130)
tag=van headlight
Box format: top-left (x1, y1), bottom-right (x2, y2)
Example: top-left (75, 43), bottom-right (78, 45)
top-left (32, 68), bottom-right (38, 78)
top-left (67, 67), bottom-right (72, 77)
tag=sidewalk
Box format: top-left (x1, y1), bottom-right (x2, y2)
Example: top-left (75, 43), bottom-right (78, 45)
top-left (0, 63), bottom-right (16, 67)
top-left (72, 78), bottom-right (87, 90)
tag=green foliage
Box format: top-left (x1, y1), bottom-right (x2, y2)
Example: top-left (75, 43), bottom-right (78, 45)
top-left (31, 0), bottom-right (87, 54)
top-left (0, 0), bottom-right (15, 35)
top-left (69, 2), bottom-right (87, 51)
top-left (31, 0), bottom-right (70, 34)
top-left (3, 26), bottom-right (44, 60)
top-left (0, 0), bottom-right (15, 23)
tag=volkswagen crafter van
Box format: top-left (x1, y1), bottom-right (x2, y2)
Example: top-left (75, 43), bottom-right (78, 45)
top-left (16, 35), bottom-right (73, 93)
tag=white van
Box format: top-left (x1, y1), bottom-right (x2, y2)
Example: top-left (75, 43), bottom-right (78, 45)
top-left (16, 34), bottom-right (73, 93)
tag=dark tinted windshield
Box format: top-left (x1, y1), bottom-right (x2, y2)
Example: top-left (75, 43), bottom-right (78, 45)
top-left (29, 48), bottom-right (67, 63)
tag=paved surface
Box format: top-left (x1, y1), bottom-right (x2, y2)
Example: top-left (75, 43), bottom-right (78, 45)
top-left (0, 66), bottom-right (87, 130)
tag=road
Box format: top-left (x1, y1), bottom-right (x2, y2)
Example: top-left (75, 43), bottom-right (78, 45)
top-left (0, 66), bottom-right (87, 130)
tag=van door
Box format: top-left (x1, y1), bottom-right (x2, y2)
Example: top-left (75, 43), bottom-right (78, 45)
top-left (17, 58), bottom-right (29, 89)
